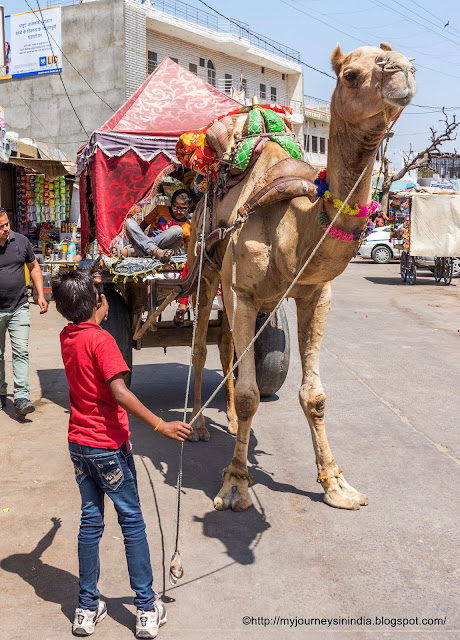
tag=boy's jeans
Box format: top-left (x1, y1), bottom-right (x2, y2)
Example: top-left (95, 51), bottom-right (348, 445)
top-left (68, 442), bottom-right (156, 611)
top-left (0, 304), bottom-right (30, 400)
top-left (125, 217), bottom-right (183, 257)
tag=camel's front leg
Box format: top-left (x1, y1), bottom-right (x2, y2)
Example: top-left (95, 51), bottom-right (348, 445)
top-left (189, 270), bottom-right (220, 442)
top-left (296, 285), bottom-right (368, 510)
top-left (217, 307), bottom-right (238, 435)
top-left (214, 297), bottom-right (258, 511)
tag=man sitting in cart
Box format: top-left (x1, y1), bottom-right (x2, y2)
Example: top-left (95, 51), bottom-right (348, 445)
top-left (113, 189), bottom-right (192, 262)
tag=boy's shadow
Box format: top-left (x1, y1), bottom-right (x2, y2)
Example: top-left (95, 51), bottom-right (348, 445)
top-left (1, 518), bottom-right (137, 632)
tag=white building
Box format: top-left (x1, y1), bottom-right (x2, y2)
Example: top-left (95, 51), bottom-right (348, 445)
top-left (303, 95), bottom-right (331, 169)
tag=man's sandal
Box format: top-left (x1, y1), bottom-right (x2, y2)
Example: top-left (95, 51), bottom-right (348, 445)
top-left (173, 308), bottom-right (187, 328)
top-left (158, 248), bottom-right (173, 263)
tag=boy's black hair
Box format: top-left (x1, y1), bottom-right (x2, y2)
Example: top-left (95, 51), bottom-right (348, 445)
top-left (171, 189), bottom-right (191, 205)
top-left (45, 242), bottom-right (53, 250)
top-left (52, 269), bottom-right (98, 324)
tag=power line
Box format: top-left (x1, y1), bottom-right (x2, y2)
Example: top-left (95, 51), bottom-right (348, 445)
top-left (24, 0), bottom-right (89, 136)
top-left (23, 0), bottom-right (116, 113)
top-left (373, 0), bottom-right (460, 49)
top-left (194, 0), bottom-right (335, 80)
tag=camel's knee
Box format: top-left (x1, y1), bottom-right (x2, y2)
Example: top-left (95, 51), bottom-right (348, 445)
top-left (299, 385), bottom-right (326, 418)
top-left (235, 384), bottom-right (259, 422)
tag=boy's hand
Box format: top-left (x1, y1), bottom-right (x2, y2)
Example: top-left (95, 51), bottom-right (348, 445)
top-left (95, 293), bottom-right (109, 325)
top-left (157, 420), bottom-right (192, 442)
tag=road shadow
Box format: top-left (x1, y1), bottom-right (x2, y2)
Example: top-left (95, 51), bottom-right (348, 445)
top-left (0, 518), bottom-right (136, 632)
top-left (364, 275), bottom-right (444, 286)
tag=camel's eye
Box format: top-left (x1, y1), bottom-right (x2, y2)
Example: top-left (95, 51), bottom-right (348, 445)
top-left (344, 70), bottom-right (357, 81)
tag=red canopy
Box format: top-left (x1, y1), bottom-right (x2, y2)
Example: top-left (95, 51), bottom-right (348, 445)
top-left (78, 58), bottom-right (241, 255)
top-left (100, 57), bottom-right (241, 136)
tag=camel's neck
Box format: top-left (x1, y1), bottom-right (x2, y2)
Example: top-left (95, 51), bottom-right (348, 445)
top-left (326, 111), bottom-right (386, 208)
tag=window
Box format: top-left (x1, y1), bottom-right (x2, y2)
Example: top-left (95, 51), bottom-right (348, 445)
top-left (170, 57), bottom-right (178, 64)
top-left (207, 59), bottom-right (216, 87)
top-left (282, 73), bottom-right (285, 80)
top-left (304, 135), bottom-right (310, 152)
top-left (320, 137), bottom-right (326, 154)
top-left (224, 73), bottom-right (232, 94)
top-left (241, 78), bottom-right (247, 93)
top-left (270, 86), bottom-right (277, 102)
top-left (189, 63), bottom-right (197, 74)
top-left (147, 50), bottom-right (157, 74)
top-left (261, 66), bottom-right (265, 73)
top-left (311, 136), bottom-right (318, 153)
top-left (199, 58), bottom-right (205, 67)
top-left (260, 83), bottom-right (266, 100)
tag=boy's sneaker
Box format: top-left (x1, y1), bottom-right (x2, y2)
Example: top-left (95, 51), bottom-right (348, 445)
top-left (14, 398), bottom-right (35, 416)
top-left (136, 602), bottom-right (167, 639)
top-left (72, 600), bottom-right (107, 636)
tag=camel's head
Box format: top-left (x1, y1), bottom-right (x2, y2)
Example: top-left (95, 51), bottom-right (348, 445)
top-left (331, 43), bottom-right (416, 125)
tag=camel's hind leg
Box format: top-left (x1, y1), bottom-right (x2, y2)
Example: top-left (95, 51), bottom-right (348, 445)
top-left (189, 268), bottom-right (220, 442)
top-left (214, 297), bottom-right (258, 511)
top-left (296, 285), bottom-right (368, 510)
top-left (217, 307), bottom-right (238, 436)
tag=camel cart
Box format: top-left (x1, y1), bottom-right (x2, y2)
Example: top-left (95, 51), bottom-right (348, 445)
top-left (393, 188), bottom-right (460, 285)
top-left (76, 58), bottom-right (290, 395)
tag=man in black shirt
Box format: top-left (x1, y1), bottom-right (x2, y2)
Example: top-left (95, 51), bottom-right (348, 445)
top-left (0, 208), bottom-right (48, 416)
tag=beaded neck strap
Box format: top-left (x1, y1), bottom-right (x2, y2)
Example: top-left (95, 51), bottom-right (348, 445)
top-left (314, 170), bottom-right (378, 242)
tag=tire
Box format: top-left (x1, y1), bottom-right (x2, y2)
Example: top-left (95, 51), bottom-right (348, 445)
top-left (400, 251), bottom-right (407, 282)
top-left (452, 257), bottom-right (460, 278)
top-left (254, 306), bottom-right (290, 397)
top-left (407, 255), bottom-right (416, 285)
top-left (443, 258), bottom-right (453, 286)
top-left (434, 257), bottom-right (443, 282)
top-left (102, 288), bottom-right (133, 388)
top-left (372, 245), bottom-right (392, 264)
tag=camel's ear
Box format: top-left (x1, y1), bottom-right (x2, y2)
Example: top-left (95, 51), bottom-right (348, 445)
top-left (331, 43), bottom-right (345, 76)
top-left (380, 42), bottom-right (393, 51)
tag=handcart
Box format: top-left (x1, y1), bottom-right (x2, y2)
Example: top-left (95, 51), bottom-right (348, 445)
top-left (392, 188), bottom-right (460, 286)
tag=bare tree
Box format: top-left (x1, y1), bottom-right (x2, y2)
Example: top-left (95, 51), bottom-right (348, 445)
top-left (378, 110), bottom-right (459, 214)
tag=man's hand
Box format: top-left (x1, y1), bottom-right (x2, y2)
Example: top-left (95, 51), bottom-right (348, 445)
top-left (37, 296), bottom-right (49, 314)
top-left (157, 420), bottom-right (192, 442)
top-left (95, 293), bottom-right (109, 325)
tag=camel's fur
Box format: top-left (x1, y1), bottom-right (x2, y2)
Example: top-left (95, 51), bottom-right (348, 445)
top-left (187, 43), bottom-right (416, 511)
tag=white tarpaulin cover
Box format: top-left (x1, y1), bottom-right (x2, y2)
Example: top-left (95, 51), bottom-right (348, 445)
top-left (410, 192), bottom-right (460, 257)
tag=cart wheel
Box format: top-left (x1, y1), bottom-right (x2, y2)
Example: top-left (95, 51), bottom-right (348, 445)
top-left (443, 257), bottom-right (453, 285)
top-left (400, 251), bottom-right (407, 282)
top-left (407, 255), bottom-right (416, 285)
top-left (434, 257), bottom-right (442, 282)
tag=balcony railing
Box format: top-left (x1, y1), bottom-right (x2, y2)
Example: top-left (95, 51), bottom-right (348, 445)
top-left (304, 94), bottom-right (331, 113)
top-left (139, 0), bottom-right (301, 63)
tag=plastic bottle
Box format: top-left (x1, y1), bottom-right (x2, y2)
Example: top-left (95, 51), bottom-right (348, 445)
top-left (68, 241), bottom-right (76, 262)
top-left (93, 239), bottom-right (98, 257)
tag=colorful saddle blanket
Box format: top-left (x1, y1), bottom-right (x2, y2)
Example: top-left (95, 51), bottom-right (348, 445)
top-left (176, 105), bottom-right (301, 180)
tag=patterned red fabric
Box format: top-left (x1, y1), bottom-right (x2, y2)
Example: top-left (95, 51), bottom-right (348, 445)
top-left (100, 58), bottom-right (241, 136)
top-left (92, 150), bottom-right (172, 255)
top-left (79, 169), bottom-right (89, 256)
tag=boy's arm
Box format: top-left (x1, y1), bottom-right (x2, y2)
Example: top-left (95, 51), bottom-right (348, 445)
top-left (108, 374), bottom-right (192, 442)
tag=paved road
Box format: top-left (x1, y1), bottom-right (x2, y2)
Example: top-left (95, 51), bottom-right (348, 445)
top-left (1, 259), bottom-right (459, 640)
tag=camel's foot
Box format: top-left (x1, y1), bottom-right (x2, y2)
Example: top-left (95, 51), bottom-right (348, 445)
top-left (213, 465), bottom-right (253, 512)
top-left (319, 471), bottom-right (368, 510)
top-left (187, 413), bottom-right (210, 442)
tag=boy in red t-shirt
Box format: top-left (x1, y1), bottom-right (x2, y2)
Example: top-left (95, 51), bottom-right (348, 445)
top-left (52, 270), bottom-right (191, 639)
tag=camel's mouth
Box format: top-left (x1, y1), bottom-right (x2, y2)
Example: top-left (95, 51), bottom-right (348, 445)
top-left (385, 95), bottom-right (413, 108)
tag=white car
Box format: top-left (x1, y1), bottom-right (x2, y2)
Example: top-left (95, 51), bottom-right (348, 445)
top-left (358, 226), bottom-right (401, 264)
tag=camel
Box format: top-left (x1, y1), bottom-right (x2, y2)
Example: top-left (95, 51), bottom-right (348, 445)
top-left (186, 43), bottom-right (416, 511)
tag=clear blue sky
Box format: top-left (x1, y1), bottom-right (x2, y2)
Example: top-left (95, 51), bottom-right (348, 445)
top-left (3, 0), bottom-right (460, 164)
